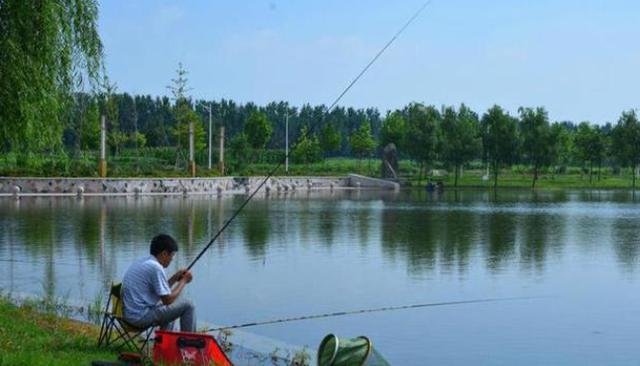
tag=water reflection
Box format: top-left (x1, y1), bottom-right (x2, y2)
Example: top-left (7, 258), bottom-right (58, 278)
top-left (242, 200), bottom-right (270, 261)
top-left (612, 218), bottom-right (640, 273)
top-left (484, 212), bottom-right (517, 273)
top-left (1, 189), bottom-right (640, 290)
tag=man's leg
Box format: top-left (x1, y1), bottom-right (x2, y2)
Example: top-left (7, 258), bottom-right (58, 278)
top-left (148, 298), bottom-right (197, 332)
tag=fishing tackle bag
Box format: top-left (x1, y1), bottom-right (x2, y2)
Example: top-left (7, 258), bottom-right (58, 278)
top-left (152, 330), bottom-right (233, 366)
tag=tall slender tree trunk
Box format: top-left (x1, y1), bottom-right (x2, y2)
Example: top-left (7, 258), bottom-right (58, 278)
top-left (589, 161), bottom-right (593, 184)
top-left (531, 165), bottom-right (538, 190)
top-left (597, 161), bottom-right (601, 181)
top-left (633, 164), bottom-right (637, 192)
top-left (493, 162), bottom-right (499, 190)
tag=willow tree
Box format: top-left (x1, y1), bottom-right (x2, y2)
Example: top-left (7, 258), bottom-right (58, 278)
top-left (0, 0), bottom-right (103, 153)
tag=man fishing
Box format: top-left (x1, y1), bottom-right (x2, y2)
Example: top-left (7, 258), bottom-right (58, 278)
top-left (122, 233), bottom-right (197, 332)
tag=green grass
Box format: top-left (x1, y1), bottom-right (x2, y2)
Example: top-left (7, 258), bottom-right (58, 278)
top-left (431, 169), bottom-right (638, 190)
top-left (2, 148), bottom-right (640, 190)
top-left (0, 296), bottom-right (116, 366)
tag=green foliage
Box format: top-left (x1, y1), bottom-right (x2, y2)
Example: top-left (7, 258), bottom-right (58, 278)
top-left (244, 111), bottom-right (273, 150)
top-left (350, 121), bottom-right (376, 159)
top-left (551, 122), bottom-right (574, 169)
top-left (292, 126), bottom-right (322, 165)
top-left (66, 93), bottom-right (101, 151)
top-left (573, 122), bottom-right (606, 181)
top-left (228, 132), bottom-right (251, 173)
top-left (518, 107), bottom-right (557, 188)
top-left (108, 130), bottom-right (127, 156)
top-left (481, 105), bottom-right (519, 188)
top-left (611, 110), bottom-right (640, 188)
top-left (379, 112), bottom-right (406, 149)
top-left (319, 122), bottom-right (341, 156)
top-left (129, 131), bottom-right (147, 149)
top-left (404, 103), bottom-right (440, 173)
top-left (0, 0), bottom-right (103, 153)
top-left (167, 62), bottom-right (191, 101)
top-left (172, 101), bottom-right (206, 153)
top-left (439, 104), bottom-right (481, 186)
top-left (101, 78), bottom-right (119, 127)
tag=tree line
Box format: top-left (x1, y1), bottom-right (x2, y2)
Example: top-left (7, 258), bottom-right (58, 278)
top-left (52, 91), bottom-right (640, 188)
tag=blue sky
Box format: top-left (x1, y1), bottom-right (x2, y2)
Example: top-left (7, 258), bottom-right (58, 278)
top-left (99, 0), bottom-right (640, 124)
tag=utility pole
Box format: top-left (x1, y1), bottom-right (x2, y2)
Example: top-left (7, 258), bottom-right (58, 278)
top-left (285, 112), bottom-right (289, 173)
top-left (201, 103), bottom-right (213, 170)
top-left (208, 103), bottom-right (212, 170)
top-left (199, 102), bottom-right (214, 170)
top-left (218, 126), bottom-right (225, 175)
top-left (98, 115), bottom-right (107, 177)
top-left (189, 121), bottom-right (195, 177)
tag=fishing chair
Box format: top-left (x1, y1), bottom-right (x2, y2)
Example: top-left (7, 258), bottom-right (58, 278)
top-left (97, 283), bottom-right (156, 355)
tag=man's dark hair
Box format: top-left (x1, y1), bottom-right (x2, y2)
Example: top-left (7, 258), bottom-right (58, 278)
top-left (150, 234), bottom-right (178, 256)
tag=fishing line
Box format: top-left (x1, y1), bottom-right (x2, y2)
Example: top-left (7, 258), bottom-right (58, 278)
top-left (206, 296), bottom-right (541, 332)
top-left (186, 0), bottom-right (432, 272)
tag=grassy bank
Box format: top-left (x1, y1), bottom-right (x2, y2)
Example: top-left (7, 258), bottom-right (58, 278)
top-left (427, 170), bottom-right (636, 190)
top-left (2, 148), bottom-right (640, 190)
top-left (0, 296), bottom-right (116, 366)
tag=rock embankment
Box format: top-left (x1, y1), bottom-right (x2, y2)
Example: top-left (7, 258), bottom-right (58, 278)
top-left (0, 177), bottom-right (351, 196)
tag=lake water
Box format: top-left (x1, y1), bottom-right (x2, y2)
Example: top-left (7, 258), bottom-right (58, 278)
top-left (1, 189), bottom-right (640, 365)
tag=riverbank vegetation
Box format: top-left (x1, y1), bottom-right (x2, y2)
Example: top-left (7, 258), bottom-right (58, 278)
top-left (0, 295), bottom-right (116, 365)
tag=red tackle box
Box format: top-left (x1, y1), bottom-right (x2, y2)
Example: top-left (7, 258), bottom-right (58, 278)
top-left (152, 330), bottom-right (233, 366)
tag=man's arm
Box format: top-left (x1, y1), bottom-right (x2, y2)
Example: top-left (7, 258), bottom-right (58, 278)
top-left (161, 271), bottom-right (192, 305)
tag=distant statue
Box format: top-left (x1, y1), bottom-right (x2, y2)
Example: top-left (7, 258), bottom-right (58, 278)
top-left (381, 143), bottom-right (399, 179)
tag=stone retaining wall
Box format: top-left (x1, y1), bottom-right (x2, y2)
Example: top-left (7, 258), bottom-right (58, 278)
top-left (0, 176), bottom-right (350, 196)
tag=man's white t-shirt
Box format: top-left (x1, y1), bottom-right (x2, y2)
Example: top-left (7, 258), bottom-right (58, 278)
top-left (122, 255), bottom-right (171, 323)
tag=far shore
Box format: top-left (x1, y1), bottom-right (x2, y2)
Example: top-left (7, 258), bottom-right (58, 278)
top-left (1, 171), bottom-right (639, 198)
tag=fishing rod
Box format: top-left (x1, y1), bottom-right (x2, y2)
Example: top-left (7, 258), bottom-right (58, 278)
top-left (185, 1), bottom-right (432, 272)
top-left (206, 296), bottom-right (540, 332)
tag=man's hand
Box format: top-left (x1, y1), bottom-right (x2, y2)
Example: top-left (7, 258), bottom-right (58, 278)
top-left (169, 268), bottom-right (191, 285)
top-left (181, 270), bottom-right (193, 283)
top-left (163, 269), bottom-right (193, 304)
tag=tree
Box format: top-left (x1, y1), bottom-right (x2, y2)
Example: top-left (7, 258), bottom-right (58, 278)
top-left (574, 122), bottom-right (606, 183)
top-left (611, 110), bottom-right (640, 190)
top-left (228, 133), bottom-right (251, 174)
top-left (350, 121), bottom-right (376, 164)
top-left (319, 123), bottom-right (341, 157)
top-left (108, 130), bottom-right (128, 157)
top-left (518, 107), bottom-right (557, 189)
top-left (168, 63), bottom-right (190, 157)
top-left (97, 77), bottom-right (124, 156)
top-left (439, 104), bottom-right (481, 187)
top-left (292, 126), bottom-right (322, 166)
top-left (65, 93), bottom-right (100, 154)
top-left (550, 122), bottom-right (574, 175)
top-left (481, 105), bottom-right (519, 189)
top-left (379, 112), bottom-right (406, 150)
top-left (244, 111), bottom-right (273, 150)
top-left (404, 103), bottom-right (440, 180)
top-left (172, 100), bottom-right (205, 154)
top-left (0, 0), bottom-right (103, 154)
